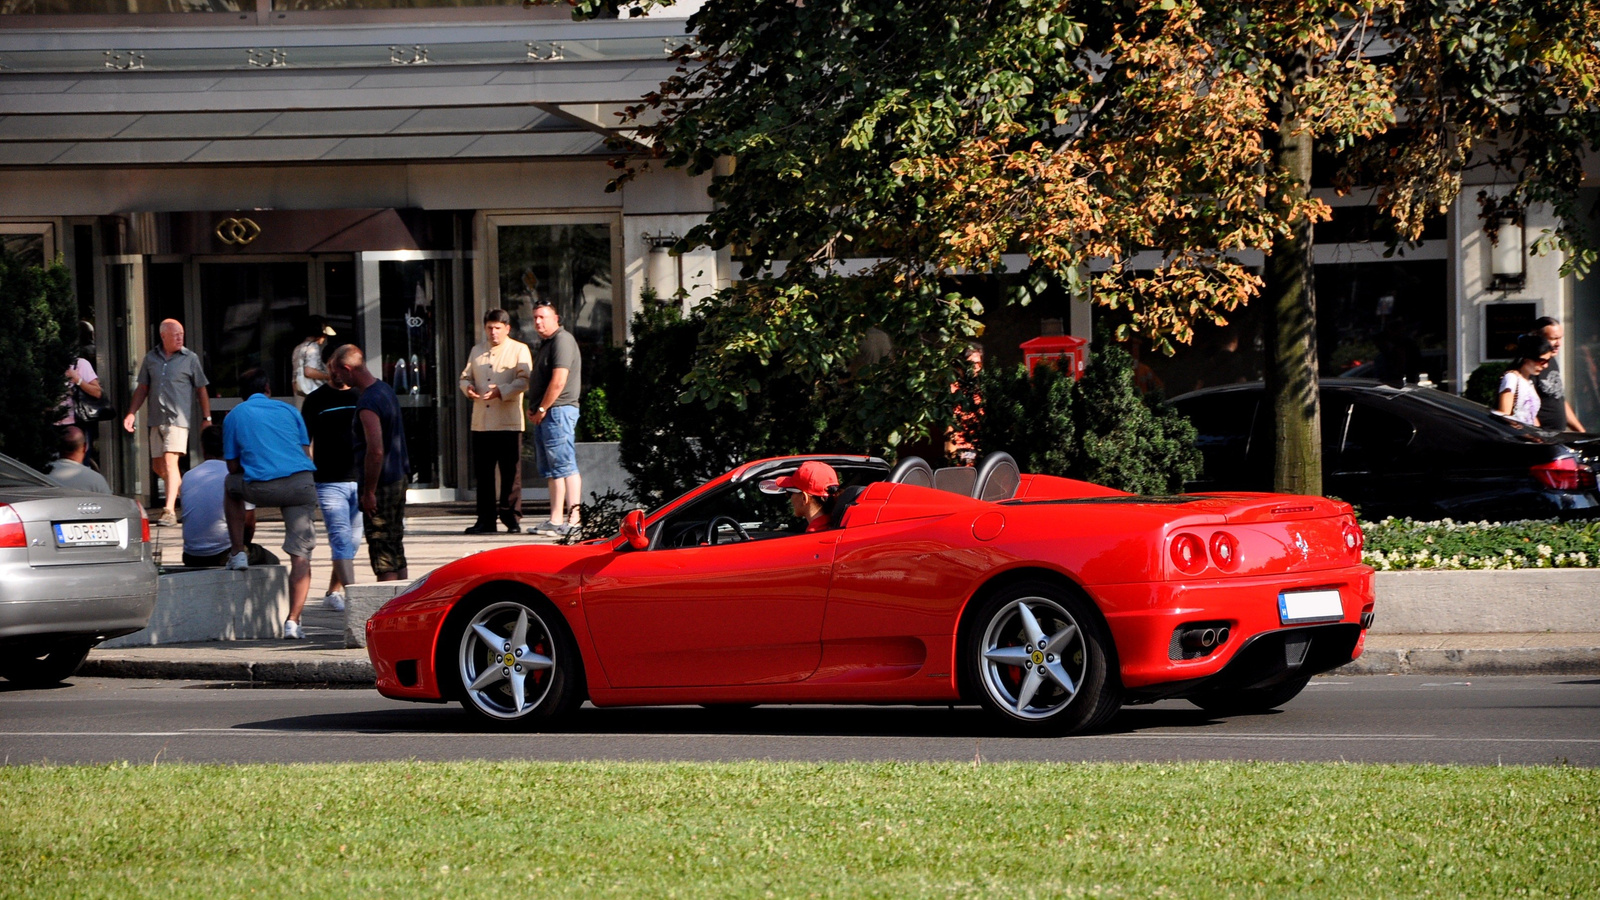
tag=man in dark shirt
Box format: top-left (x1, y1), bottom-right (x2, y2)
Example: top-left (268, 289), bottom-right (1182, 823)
top-left (301, 377), bottom-right (362, 610)
top-left (1533, 316), bottom-right (1587, 432)
top-left (328, 344), bottom-right (411, 582)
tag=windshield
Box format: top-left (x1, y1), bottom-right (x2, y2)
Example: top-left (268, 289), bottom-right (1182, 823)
top-left (0, 454), bottom-right (56, 489)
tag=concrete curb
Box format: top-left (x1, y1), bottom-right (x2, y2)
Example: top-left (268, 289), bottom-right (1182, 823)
top-left (1336, 646), bottom-right (1600, 676)
top-left (79, 647), bottom-right (1600, 683)
top-left (81, 657), bottom-right (375, 684)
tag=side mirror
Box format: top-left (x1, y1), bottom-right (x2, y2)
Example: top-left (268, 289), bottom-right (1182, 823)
top-left (619, 508), bottom-right (649, 550)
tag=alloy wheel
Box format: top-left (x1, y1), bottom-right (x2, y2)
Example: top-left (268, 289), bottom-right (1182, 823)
top-left (978, 596), bottom-right (1088, 720)
top-left (457, 601), bottom-right (557, 720)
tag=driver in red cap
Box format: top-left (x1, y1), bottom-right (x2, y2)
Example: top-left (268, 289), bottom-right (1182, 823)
top-left (773, 460), bottom-right (841, 533)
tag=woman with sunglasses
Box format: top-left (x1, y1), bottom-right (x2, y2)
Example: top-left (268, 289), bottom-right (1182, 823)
top-left (1496, 333), bottom-right (1556, 426)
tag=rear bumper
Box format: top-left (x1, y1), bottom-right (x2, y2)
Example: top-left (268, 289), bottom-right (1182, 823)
top-left (1093, 565), bottom-right (1374, 690)
top-left (0, 556), bottom-right (158, 646)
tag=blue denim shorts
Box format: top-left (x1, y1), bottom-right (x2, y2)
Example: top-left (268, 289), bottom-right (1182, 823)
top-left (315, 480), bottom-right (364, 560)
top-left (534, 405), bottom-right (580, 479)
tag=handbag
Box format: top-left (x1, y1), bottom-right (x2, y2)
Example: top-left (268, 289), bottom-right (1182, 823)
top-left (71, 384), bottom-right (112, 423)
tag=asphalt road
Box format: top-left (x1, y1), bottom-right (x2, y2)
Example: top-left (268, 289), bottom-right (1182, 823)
top-left (2, 675), bottom-right (1596, 767)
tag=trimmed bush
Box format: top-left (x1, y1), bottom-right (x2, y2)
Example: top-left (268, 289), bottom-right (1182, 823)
top-left (0, 249), bottom-right (75, 471)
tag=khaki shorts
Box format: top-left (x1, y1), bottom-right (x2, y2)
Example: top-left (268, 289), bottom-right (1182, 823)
top-left (226, 470), bottom-right (318, 560)
top-left (149, 424), bottom-right (188, 457)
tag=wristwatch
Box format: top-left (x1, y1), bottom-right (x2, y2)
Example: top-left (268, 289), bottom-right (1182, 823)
top-left (204, 415), bottom-right (213, 421)
top-left (536, 406), bottom-right (547, 414)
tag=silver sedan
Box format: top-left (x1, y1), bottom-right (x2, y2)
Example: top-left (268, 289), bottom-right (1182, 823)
top-left (0, 452), bottom-right (156, 687)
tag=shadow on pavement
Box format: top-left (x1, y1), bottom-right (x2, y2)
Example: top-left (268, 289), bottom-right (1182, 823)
top-left (235, 700), bottom-right (1242, 738)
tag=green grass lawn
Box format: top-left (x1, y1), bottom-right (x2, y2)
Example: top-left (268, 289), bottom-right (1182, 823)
top-left (2, 761), bottom-right (1596, 898)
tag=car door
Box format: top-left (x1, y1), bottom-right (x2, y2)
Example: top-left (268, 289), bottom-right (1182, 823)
top-left (1323, 398), bottom-right (1418, 516)
top-left (580, 480), bottom-right (835, 689)
top-left (1173, 389), bottom-right (1270, 491)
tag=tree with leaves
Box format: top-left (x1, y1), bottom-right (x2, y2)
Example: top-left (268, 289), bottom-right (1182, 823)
top-left (589, 0), bottom-right (1600, 492)
top-left (0, 249), bottom-right (76, 472)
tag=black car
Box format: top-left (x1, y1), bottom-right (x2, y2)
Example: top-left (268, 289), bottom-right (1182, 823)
top-left (1169, 380), bottom-right (1600, 521)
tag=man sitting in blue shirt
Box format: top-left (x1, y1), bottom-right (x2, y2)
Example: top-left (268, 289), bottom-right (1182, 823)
top-left (222, 368), bottom-right (319, 640)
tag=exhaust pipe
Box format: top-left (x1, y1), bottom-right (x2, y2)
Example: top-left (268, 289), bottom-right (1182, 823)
top-left (1177, 624), bottom-right (1231, 654)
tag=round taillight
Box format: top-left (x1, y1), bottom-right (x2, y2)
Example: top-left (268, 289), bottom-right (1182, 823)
top-left (1209, 531), bottom-right (1239, 570)
top-left (1170, 532), bottom-right (1207, 574)
top-left (1343, 523), bottom-right (1364, 555)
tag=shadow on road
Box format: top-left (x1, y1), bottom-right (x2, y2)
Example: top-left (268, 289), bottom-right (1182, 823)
top-left (235, 700), bottom-right (1243, 738)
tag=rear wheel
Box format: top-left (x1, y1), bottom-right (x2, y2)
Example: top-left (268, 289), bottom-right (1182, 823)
top-left (965, 582), bottom-right (1121, 735)
top-left (452, 596), bottom-right (583, 729)
top-left (0, 638), bottom-right (94, 688)
top-left (1188, 674), bottom-right (1312, 716)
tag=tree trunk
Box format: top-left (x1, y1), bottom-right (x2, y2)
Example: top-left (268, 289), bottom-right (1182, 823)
top-left (1262, 106), bottom-right (1322, 496)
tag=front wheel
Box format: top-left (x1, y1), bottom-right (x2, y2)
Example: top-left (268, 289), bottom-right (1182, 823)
top-left (1188, 674), bottom-right (1312, 717)
top-left (964, 582), bottom-right (1121, 735)
top-left (452, 596), bottom-right (583, 729)
top-left (0, 638), bottom-right (94, 688)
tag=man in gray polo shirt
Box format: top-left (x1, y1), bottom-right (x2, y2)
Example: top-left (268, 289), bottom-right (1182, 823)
top-left (123, 318), bottom-right (212, 527)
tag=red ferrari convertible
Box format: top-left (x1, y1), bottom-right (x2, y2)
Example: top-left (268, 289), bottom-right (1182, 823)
top-left (367, 453), bottom-right (1375, 734)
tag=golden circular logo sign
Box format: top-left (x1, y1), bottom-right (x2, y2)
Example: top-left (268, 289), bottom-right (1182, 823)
top-left (215, 217), bottom-right (261, 246)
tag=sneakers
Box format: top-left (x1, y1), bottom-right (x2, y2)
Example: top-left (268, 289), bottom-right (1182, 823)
top-left (283, 619), bottom-right (304, 640)
top-left (225, 550), bottom-right (249, 570)
top-left (323, 592), bottom-right (346, 612)
top-left (525, 520), bottom-right (564, 536)
top-left (156, 509), bottom-right (178, 527)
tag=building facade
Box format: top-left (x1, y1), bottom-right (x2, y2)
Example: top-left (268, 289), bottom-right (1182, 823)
top-left (1, 1), bottom-right (725, 500)
top-left (4, 3), bottom-right (1597, 503)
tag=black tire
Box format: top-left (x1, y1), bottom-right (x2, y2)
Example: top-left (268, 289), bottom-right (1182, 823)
top-left (964, 581), bottom-right (1121, 736)
top-left (1188, 674), bottom-right (1312, 716)
top-left (449, 594), bottom-right (584, 730)
top-left (0, 638), bottom-right (94, 688)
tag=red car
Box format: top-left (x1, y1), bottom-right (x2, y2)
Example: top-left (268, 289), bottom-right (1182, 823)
top-left (367, 454), bottom-right (1375, 734)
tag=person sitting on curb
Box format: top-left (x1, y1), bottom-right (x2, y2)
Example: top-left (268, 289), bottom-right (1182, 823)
top-left (772, 460), bottom-right (842, 533)
top-left (179, 425), bottom-right (278, 569)
top-left (222, 369), bottom-right (320, 640)
top-left (45, 426), bottom-right (110, 495)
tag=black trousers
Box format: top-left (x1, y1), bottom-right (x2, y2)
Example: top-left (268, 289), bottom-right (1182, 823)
top-left (473, 430), bottom-right (523, 527)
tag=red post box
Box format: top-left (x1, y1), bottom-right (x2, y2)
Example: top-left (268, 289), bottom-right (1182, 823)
top-left (1020, 334), bottom-right (1088, 380)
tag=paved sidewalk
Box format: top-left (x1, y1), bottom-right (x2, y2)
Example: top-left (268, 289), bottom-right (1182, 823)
top-left (77, 512), bottom-right (1600, 684)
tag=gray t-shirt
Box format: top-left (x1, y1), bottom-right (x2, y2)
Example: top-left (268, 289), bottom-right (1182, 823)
top-left (533, 328), bottom-right (582, 409)
top-left (1534, 356), bottom-right (1567, 429)
top-left (45, 458), bottom-right (110, 494)
top-left (136, 346), bottom-right (210, 429)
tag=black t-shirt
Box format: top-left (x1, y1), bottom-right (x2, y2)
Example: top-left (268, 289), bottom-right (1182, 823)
top-left (300, 384), bottom-right (360, 483)
top-left (353, 380), bottom-right (411, 488)
top-left (1534, 356), bottom-right (1567, 429)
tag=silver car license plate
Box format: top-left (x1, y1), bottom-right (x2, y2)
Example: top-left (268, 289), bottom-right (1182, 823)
top-left (54, 521), bottom-right (117, 547)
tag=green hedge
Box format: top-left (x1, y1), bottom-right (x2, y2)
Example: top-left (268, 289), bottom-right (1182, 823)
top-left (1362, 517), bottom-right (1600, 570)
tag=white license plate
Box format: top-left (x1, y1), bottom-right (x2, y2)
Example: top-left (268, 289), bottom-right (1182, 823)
top-left (54, 521), bottom-right (117, 547)
top-left (1278, 589), bottom-right (1344, 625)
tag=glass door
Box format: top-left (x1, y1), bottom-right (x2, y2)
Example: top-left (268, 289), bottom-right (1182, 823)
top-left (196, 260), bottom-right (311, 401)
top-left (357, 253), bottom-right (457, 492)
top-left (486, 213), bottom-right (623, 495)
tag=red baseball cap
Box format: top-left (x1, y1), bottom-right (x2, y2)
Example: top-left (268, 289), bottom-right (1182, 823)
top-left (772, 460), bottom-right (839, 498)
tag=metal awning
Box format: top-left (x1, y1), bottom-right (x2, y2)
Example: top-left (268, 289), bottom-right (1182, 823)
top-left (0, 18), bottom-right (684, 166)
